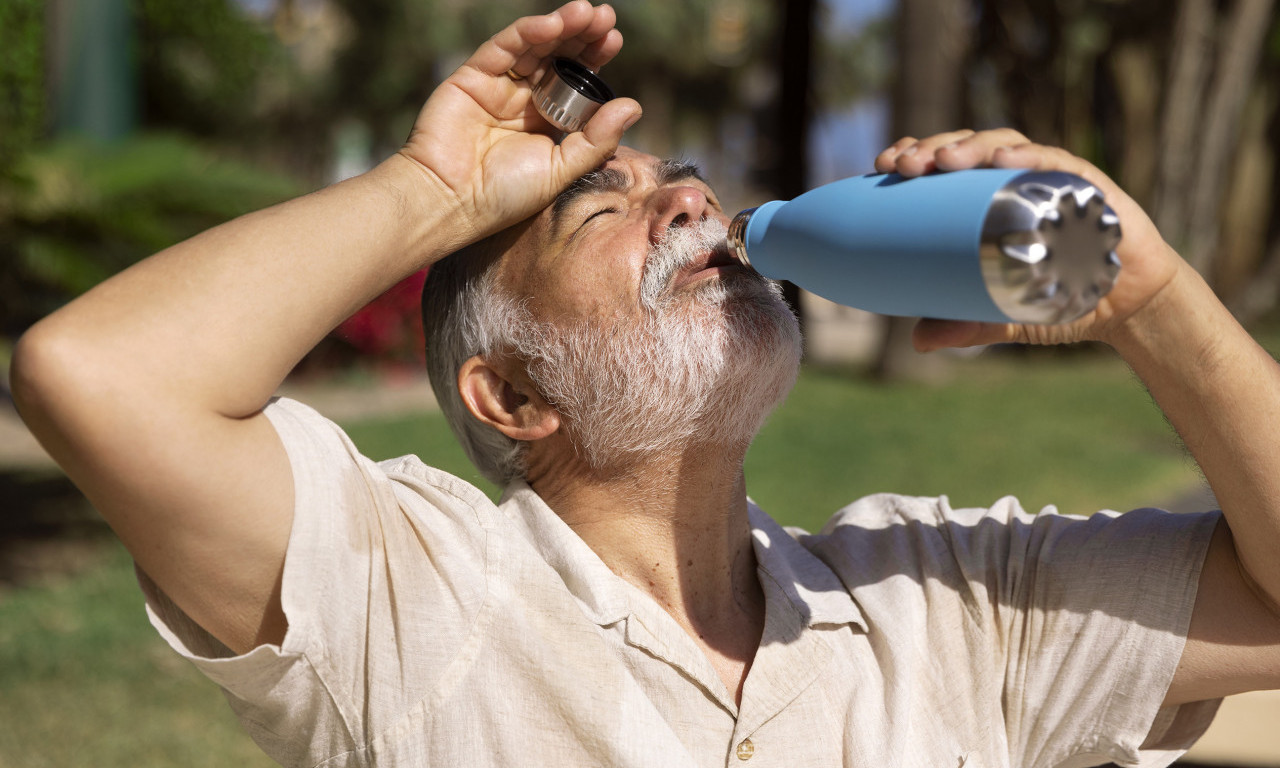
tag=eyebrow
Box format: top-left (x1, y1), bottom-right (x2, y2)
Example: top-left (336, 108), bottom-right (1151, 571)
top-left (549, 158), bottom-right (709, 238)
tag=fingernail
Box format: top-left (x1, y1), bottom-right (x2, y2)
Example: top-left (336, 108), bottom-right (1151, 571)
top-left (901, 145), bottom-right (918, 156)
top-left (623, 111), bottom-right (641, 131)
top-left (941, 142), bottom-right (958, 151)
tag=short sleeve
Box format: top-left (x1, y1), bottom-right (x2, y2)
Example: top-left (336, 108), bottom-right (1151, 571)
top-left (139, 397), bottom-right (498, 768)
top-left (816, 494), bottom-right (1221, 768)
top-left (973, 501), bottom-right (1222, 767)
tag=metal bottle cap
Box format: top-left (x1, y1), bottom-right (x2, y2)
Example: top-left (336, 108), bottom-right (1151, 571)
top-left (726, 207), bottom-right (756, 268)
top-left (532, 58), bottom-right (615, 134)
top-left (980, 171), bottom-right (1122, 324)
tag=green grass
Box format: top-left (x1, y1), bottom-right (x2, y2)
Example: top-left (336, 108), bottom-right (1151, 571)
top-left (0, 352), bottom-right (1201, 767)
top-left (746, 354), bottom-right (1197, 531)
top-left (0, 543), bottom-right (277, 768)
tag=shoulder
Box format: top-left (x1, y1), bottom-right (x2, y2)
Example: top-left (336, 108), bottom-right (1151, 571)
top-left (264, 396), bottom-right (497, 527)
top-left (810, 493), bottom-right (1215, 577)
top-left (818, 492), bottom-right (1037, 531)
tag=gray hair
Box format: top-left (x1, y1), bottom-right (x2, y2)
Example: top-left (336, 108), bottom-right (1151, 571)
top-left (420, 239), bottom-right (528, 485)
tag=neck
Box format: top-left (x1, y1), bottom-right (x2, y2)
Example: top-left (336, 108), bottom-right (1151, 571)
top-left (528, 437), bottom-right (765, 700)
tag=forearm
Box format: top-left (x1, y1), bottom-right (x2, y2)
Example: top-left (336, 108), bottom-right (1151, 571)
top-left (1108, 259), bottom-right (1280, 608)
top-left (16, 154), bottom-right (457, 421)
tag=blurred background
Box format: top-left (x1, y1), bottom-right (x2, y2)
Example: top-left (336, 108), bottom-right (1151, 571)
top-left (1, 0), bottom-right (1279, 765)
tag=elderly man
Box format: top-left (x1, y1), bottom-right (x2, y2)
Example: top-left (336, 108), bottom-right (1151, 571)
top-left (11, 3), bottom-right (1280, 766)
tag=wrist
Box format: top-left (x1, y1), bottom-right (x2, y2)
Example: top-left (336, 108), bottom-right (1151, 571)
top-left (1105, 258), bottom-right (1236, 383)
top-left (368, 152), bottom-right (473, 269)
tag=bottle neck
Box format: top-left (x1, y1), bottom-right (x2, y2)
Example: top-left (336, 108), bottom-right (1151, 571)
top-left (725, 207), bottom-right (757, 269)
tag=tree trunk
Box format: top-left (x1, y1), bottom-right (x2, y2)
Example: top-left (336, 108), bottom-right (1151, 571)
top-left (872, 0), bottom-right (971, 382)
top-left (1226, 84), bottom-right (1280, 324)
top-left (1108, 41), bottom-right (1161, 208)
top-left (1183, 0), bottom-right (1276, 276)
top-left (1232, 232), bottom-right (1280, 324)
top-left (1152, 0), bottom-right (1215, 248)
top-left (773, 0), bottom-right (815, 338)
top-left (1216, 87), bottom-right (1274, 302)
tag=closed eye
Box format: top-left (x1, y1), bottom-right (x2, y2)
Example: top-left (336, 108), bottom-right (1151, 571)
top-left (580, 207), bottom-right (617, 228)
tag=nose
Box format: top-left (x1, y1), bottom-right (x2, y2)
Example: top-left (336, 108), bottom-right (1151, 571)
top-left (647, 185), bottom-right (711, 244)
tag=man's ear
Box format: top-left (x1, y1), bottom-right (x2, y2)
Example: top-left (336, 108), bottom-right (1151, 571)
top-left (457, 355), bottom-right (560, 442)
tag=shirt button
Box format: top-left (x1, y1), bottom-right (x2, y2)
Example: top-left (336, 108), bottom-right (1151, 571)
top-left (736, 738), bottom-right (755, 760)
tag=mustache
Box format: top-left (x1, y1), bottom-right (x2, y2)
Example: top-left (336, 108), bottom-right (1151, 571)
top-left (639, 218), bottom-right (729, 307)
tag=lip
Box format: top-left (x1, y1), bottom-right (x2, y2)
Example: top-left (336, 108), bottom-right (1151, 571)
top-left (671, 246), bottom-right (744, 290)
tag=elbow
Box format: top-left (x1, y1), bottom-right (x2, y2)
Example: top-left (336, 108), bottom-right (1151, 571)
top-left (11, 322), bottom-right (54, 417)
top-left (10, 320), bottom-right (95, 439)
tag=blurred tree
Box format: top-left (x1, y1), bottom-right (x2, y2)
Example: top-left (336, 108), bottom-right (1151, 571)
top-left (969, 0), bottom-right (1280, 324)
top-left (0, 0), bottom-right (47, 176)
top-left (134, 0), bottom-right (287, 142)
top-left (1152, 0), bottom-right (1277, 308)
top-left (763, 0), bottom-right (817, 336)
top-left (49, 0), bottom-right (138, 140)
top-left (322, 0), bottom-right (445, 161)
top-left (0, 135), bottom-right (299, 338)
top-left (859, 0), bottom-right (1280, 385)
top-left (873, 0), bottom-right (972, 382)
top-left (605, 0), bottom-right (774, 182)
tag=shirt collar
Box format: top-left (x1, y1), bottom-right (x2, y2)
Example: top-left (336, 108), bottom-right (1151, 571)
top-left (498, 480), bottom-right (866, 632)
top-left (498, 480), bottom-right (633, 626)
top-left (748, 501), bottom-right (868, 631)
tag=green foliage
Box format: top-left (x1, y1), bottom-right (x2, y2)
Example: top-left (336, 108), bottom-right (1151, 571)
top-left (132, 0), bottom-right (286, 137)
top-left (607, 0), bottom-right (775, 97)
top-left (0, 134), bottom-right (300, 335)
top-left (612, 0), bottom-right (772, 70)
top-left (816, 12), bottom-right (892, 109)
top-left (0, 0), bottom-right (46, 173)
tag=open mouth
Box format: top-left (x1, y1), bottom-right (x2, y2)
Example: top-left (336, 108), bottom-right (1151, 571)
top-left (674, 245), bottom-right (743, 289)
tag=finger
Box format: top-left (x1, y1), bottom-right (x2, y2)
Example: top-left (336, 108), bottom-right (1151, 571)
top-left (471, 12), bottom-right (566, 78)
top-left (577, 27), bottom-right (624, 72)
top-left (989, 142), bottom-right (1112, 191)
top-left (889, 130), bottom-right (977, 177)
top-left (912, 319), bottom-right (1015, 352)
top-left (874, 137), bottom-right (917, 173)
top-left (933, 128), bottom-right (1031, 172)
top-left (513, 1), bottom-right (613, 80)
top-left (570, 2), bottom-right (618, 58)
top-left (557, 97), bottom-right (642, 179)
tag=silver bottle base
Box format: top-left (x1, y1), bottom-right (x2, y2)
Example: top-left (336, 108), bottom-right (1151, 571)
top-left (980, 171), bottom-right (1122, 324)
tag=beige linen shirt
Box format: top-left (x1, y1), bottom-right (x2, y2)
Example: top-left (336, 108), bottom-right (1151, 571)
top-left (141, 398), bottom-right (1221, 768)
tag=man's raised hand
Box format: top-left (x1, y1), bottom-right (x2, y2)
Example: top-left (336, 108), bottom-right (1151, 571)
top-left (874, 129), bottom-right (1185, 352)
top-left (399, 1), bottom-right (642, 248)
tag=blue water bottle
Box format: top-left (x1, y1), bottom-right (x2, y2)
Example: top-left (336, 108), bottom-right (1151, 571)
top-left (725, 169), bottom-right (1123, 324)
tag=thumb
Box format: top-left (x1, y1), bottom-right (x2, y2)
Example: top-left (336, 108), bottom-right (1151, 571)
top-left (913, 319), bottom-right (1015, 352)
top-left (557, 97), bottom-right (642, 178)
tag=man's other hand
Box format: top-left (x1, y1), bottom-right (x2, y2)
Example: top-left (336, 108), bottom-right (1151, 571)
top-left (874, 129), bottom-right (1183, 352)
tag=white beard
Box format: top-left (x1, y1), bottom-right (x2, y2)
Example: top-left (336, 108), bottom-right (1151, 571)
top-left (512, 219), bottom-right (802, 471)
